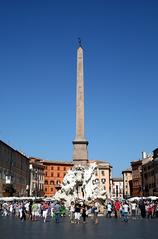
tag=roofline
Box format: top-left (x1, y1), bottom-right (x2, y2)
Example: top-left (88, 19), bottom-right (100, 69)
top-left (29, 157), bottom-right (74, 165)
top-left (122, 169), bottom-right (132, 173)
top-left (0, 140), bottom-right (29, 160)
top-left (43, 160), bottom-right (74, 165)
top-left (89, 160), bottom-right (112, 168)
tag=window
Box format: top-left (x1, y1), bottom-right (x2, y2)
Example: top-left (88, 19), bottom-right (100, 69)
top-left (45, 188), bottom-right (47, 191)
top-left (51, 166), bottom-right (54, 170)
top-left (95, 178), bottom-right (99, 183)
top-left (57, 173), bottom-right (60, 177)
top-left (101, 171), bottom-right (105, 176)
top-left (56, 180), bottom-right (61, 185)
top-left (44, 180), bottom-right (48, 185)
top-left (64, 167), bottom-right (66, 171)
top-left (51, 173), bottom-right (54, 177)
top-left (57, 166), bottom-right (60, 170)
top-left (45, 172), bottom-right (47, 177)
top-left (50, 180), bottom-right (54, 185)
top-left (101, 178), bottom-right (106, 184)
top-left (51, 188), bottom-right (53, 192)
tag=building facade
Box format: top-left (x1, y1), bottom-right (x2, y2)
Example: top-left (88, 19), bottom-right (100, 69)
top-left (131, 152), bottom-right (156, 197)
top-left (111, 177), bottom-right (123, 199)
top-left (122, 168), bottom-right (132, 198)
top-left (131, 160), bottom-right (142, 197)
top-left (142, 155), bottom-right (154, 196)
top-left (43, 160), bottom-right (73, 197)
top-left (153, 148), bottom-right (158, 196)
top-left (0, 140), bottom-right (30, 197)
top-left (29, 157), bottom-right (45, 197)
top-left (90, 160), bottom-right (112, 198)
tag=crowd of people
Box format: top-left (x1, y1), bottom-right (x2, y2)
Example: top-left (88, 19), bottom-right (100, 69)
top-left (0, 198), bottom-right (158, 224)
top-left (105, 199), bottom-right (158, 222)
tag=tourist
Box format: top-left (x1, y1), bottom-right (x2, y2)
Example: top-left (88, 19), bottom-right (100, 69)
top-left (14, 203), bottom-right (19, 218)
top-left (130, 201), bottom-right (137, 219)
top-left (42, 202), bottom-right (49, 223)
top-left (107, 202), bottom-right (112, 218)
top-left (53, 201), bottom-right (61, 223)
top-left (139, 200), bottom-right (146, 218)
top-left (32, 201), bottom-right (38, 221)
top-left (60, 203), bottom-right (66, 217)
top-left (74, 202), bottom-right (81, 224)
top-left (115, 200), bottom-right (120, 218)
top-left (28, 200), bottom-right (33, 220)
top-left (2, 202), bottom-right (8, 216)
top-left (147, 202), bottom-right (153, 219)
top-left (81, 204), bottom-right (87, 223)
top-left (9, 202), bottom-right (13, 215)
top-left (19, 203), bottom-right (27, 221)
top-left (69, 201), bottom-right (75, 223)
top-left (94, 200), bottom-right (100, 224)
top-left (122, 201), bottom-right (129, 222)
top-left (120, 203), bottom-right (124, 220)
top-left (155, 202), bottom-right (158, 217)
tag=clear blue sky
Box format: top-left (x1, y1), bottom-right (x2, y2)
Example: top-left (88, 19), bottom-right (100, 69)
top-left (0, 0), bottom-right (158, 176)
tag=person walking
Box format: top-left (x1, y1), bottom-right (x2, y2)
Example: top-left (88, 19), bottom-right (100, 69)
top-left (139, 200), bottom-right (146, 218)
top-left (74, 203), bottom-right (81, 224)
top-left (131, 201), bottom-right (137, 219)
top-left (122, 202), bottom-right (129, 222)
top-left (115, 200), bottom-right (120, 219)
top-left (69, 201), bottom-right (75, 223)
top-left (81, 204), bottom-right (87, 223)
top-left (94, 201), bottom-right (100, 224)
top-left (53, 202), bottom-right (61, 223)
top-left (42, 202), bottom-right (49, 223)
top-left (107, 202), bottom-right (112, 218)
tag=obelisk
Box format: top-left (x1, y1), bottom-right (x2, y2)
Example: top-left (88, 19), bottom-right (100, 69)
top-left (73, 41), bottom-right (88, 165)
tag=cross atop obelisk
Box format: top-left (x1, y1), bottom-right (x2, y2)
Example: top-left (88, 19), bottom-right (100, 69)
top-left (73, 40), bottom-right (88, 165)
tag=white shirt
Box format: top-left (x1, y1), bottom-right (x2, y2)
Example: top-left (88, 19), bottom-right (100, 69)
top-left (107, 204), bottom-right (112, 212)
top-left (123, 204), bottom-right (129, 213)
top-left (131, 203), bottom-right (136, 210)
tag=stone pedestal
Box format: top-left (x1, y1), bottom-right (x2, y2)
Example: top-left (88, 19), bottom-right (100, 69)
top-left (73, 140), bottom-right (88, 165)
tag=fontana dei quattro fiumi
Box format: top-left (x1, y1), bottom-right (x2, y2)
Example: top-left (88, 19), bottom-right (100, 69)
top-left (53, 43), bottom-right (111, 205)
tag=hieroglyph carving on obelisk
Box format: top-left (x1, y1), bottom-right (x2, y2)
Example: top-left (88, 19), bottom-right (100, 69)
top-left (73, 45), bottom-right (88, 164)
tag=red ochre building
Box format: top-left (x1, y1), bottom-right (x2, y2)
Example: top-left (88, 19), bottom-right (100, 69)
top-left (42, 160), bottom-right (73, 197)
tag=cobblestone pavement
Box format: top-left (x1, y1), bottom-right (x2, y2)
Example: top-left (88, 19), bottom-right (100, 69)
top-left (0, 216), bottom-right (158, 239)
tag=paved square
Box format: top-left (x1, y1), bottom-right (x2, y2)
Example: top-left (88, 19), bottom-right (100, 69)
top-left (0, 216), bottom-right (158, 239)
